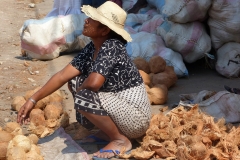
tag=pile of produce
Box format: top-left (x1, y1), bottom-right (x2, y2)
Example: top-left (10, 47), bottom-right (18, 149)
top-left (133, 56), bottom-right (178, 104)
top-left (118, 105), bottom-right (240, 159)
top-left (0, 122), bottom-right (42, 160)
top-left (11, 87), bottom-right (69, 138)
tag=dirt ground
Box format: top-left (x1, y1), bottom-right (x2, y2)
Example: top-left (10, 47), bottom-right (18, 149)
top-left (0, 0), bottom-right (53, 127)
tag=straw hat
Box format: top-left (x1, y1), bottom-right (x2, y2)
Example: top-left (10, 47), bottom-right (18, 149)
top-left (81, 1), bottom-right (132, 42)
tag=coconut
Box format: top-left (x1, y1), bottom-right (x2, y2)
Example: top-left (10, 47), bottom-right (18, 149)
top-left (48, 91), bottom-right (63, 103)
top-left (29, 144), bottom-right (41, 155)
top-left (44, 104), bottom-right (62, 120)
top-left (151, 66), bottom-right (177, 88)
top-left (0, 131), bottom-right (13, 143)
top-left (7, 146), bottom-right (26, 160)
top-left (58, 112), bottom-right (70, 128)
top-left (139, 70), bottom-right (151, 85)
top-left (11, 127), bottom-right (23, 136)
top-left (0, 127), bottom-right (2, 131)
top-left (11, 96), bottom-right (26, 112)
top-left (133, 57), bottom-right (150, 74)
top-left (29, 109), bottom-right (46, 126)
top-left (148, 85), bottom-right (168, 105)
top-left (149, 55), bottom-right (166, 74)
top-left (4, 122), bottom-right (20, 133)
top-left (27, 134), bottom-right (39, 145)
top-left (0, 142), bottom-right (8, 160)
top-left (12, 135), bottom-right (32, 153)
top-left (25, 148), bottom-right (43, 160)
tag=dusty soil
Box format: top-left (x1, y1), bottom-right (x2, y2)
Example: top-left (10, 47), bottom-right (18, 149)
top-left (0, 0), bottom-right (52, 127)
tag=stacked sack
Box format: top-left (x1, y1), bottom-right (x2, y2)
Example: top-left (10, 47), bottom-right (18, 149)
top-left (133, 55), bottom-right (177, 105)
top-left (11, 87), bottom-right (69, 138)
top-left (0, 122), bottom-right (43, 160)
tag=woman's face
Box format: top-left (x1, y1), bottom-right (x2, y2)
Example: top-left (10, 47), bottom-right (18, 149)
top-left (83, 17), bottom-right (105, 38)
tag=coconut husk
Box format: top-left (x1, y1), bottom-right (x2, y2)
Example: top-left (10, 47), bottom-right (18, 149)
top-left (139, 70), bottom-right (151, 85)
top-left (0, 142), bottom-right (8, 160)
top-left (0, 131), bottom-right (13, 143)
top-left (48, 92), bottom-right (63, 103)
top-left (148, 85), bottom-right (168, 105)
top-left (149, 55), bottom-right (166, 74)
top-left (133, 57), bottom-right (150, 74)
top-left (44, 104), bottom-right (62, 120)
top-left (4, 122), bottom-right (20, 133)
top-left (6, 146), bottom-right (26, 160)
top-left (29, 109), bottom-right (46, 126)
top-left (126, 105), bottom-right (240, 159)
top-left (11, 96), bottom-right (26, 112)
top-left (27, 134), bottom-right (39, 145)
top-left (151, 66), bottom-right (177, 88)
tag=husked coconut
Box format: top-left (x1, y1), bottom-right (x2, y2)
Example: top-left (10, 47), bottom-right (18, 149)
top-left (149, 55), bottom-right (166, 74)
top-left (29, 144), bottom-right (41, 154)
top-left (151, 66), bottom-right (177, 88)
top-left (0, 131), bottom-right (13, 143)
top-left (12, 135), bottom-right (32, 153)
top-left (11, 127), bottom-right (23, 136)
top-left (58, 112), bottom-right (70, 128)
top-left (7, 146), bottom-right (26, 160)
top-left (133, 57), bottom-right (150, 74)
top-left (0, 142), bottom-right (8, 160)
top-left (25, 148), bottom-right (43, 160)
top-left (27, 134), bottom-right (39, 145)
top-left (139, 70), bottom-right (151, 85)
top-left (29, 109), bottom-right (46, 126)
top-left (11, 96), bottom-right (26, 112)
top-left (48, 92), bottom-right (63, 103)
top-left (148, 85), bottom-right (168, 105)
top-left (0, 127), bottom-right (2, 131)
top-left (4, 122), bottom-right (20, 133)
top-left (44, 104), bottom-right (62, 120)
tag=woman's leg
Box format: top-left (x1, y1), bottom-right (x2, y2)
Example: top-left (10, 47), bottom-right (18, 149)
top-left (78, 110), bottom-right (132, 158)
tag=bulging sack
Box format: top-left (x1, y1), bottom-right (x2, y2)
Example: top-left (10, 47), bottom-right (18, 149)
top-left (179, 90), bottom-right (240, 123)
top-left (19, 14), bottom-right (89, 60)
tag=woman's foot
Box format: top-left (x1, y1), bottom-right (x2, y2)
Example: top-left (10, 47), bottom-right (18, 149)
top-left (93, 136), bottom-right (132, 159)
top-left (80, 130), bottom-right (110, 143)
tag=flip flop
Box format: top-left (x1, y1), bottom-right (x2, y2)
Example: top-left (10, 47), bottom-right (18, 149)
top-left (76, 135), bottom-right (109, 145)
top-left (92, 149), bottom-right (120, 160)
top-left (92, 148), bottom-right (131, 160)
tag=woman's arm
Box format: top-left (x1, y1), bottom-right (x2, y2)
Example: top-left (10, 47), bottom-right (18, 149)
top-left (77, 72), bottom-right (105, 92)
top-left (17, 64), bottom-right (80, 124)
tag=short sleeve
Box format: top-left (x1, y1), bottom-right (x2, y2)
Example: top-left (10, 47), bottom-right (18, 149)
top-left (92, 40), bottom-right (119, 78)
top-left (70, 42), bottom-right (94, 73)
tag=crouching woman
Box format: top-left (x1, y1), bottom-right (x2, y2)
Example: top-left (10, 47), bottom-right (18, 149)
top-left (17, 1), bottom-right (151, 159)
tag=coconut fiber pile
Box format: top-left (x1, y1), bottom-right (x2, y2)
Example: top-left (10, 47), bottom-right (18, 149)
top-left (118, 105), bottom-right (240, 160)
top-left (11, 87), bottom-right (69, 138)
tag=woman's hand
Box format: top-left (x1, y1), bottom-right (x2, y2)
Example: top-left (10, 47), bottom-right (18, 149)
top-left (17, 100), bottom-right (35, 125)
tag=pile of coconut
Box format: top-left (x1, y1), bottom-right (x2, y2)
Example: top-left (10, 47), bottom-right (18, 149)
top-left (11, 87), bottom-right (69, 138)
top-left (0, 122), bottom-right (43, 160)
top-left (133, 56), bottom-right (178, 105)
top-left (118, 105), bottom-right (240, 159)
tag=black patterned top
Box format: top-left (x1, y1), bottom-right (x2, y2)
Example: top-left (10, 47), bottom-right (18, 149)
top-left (70, 39), bottom-right (143, 92)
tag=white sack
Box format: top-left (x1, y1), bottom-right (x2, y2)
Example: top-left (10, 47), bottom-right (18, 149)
top-left (126, 31), bottom-right (188, 77)
top-left (208, 0), bottom-right (240, 50)
top-left (147, 0), bottom-right (212, 23)
top-left (215, 42), bottom-right (240, 78)
top-left (20, 14), bottom-right (88, 60)
top-left (156, 20), bottom-right (211, 63)
top-left (180, 90), bottom-right (240, 123)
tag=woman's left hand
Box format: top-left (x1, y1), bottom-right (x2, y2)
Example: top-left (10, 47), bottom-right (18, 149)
top-left (17, 100), bottom-right (34, 125)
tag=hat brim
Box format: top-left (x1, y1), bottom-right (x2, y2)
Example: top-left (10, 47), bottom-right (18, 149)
top-left (81, 5), bottom-right (132, 42)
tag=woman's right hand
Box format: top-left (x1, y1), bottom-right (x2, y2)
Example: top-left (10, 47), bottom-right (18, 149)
top-left (17, 100), bottom-right (35, 125)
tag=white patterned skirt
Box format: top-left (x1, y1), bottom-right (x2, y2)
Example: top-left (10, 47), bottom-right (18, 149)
top-left (69, 76), bottom-right (151, 139)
